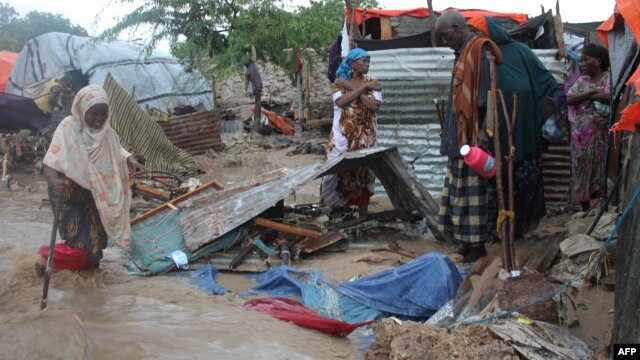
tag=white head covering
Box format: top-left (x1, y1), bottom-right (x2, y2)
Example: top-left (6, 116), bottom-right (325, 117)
top-left (43, 85), bottom-right (132, 248)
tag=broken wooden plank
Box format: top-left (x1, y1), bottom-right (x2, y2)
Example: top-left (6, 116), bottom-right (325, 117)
top-left (488, 318), bottom-right (589, 360)
top-left (229, 243), bottom-right (256, 270)
top-left (497, 273), bottom-right (559, 324)
top-left (132, 184), bottom-right (171, 201)
top-left (299, 232), bottom-right (345, 254)
top-left (130, 180), bottom-right (224, 225)
top-left (305, 118), bottom-right (333, 128)
top-left (371, 248), bottom-right (416, 259)
top-left (255, 217), bottom-right (321, 239)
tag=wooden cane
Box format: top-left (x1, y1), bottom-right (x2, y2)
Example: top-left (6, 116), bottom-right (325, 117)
top-left (487, 52), bottom-right (514, 272)
top-left (40, 179), bottom-right (64, 310)
top-left (497, 89), bottom-right (518, 271)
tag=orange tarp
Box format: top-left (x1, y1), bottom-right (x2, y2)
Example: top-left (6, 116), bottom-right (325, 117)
top-left (251, 106), bottom-right (295, 135)
top-left (596, 14), bottom-right (616, 48)
top-left (610, 68), bottom-right (640, 132)
top-left (348, 7), bottom-right (527, 26)
top-left (616, 0), bottom-right (640, 44)
top-left (0, 51), bottom-right (18, 93)
top-left (611, 102), bottom-right (640, 132)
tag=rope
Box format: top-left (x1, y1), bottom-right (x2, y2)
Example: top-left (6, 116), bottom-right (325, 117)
top-left (496, 209), bottom-right (515, 240)
top-left (447, 184), bottom-right (640, 330)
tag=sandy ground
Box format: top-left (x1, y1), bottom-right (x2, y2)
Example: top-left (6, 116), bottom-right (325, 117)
top-left (0, 127), bottom-right (614, 359)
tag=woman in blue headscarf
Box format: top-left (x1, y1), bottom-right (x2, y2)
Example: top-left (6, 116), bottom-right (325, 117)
top-left (320, 48), bottom-right (382, 213)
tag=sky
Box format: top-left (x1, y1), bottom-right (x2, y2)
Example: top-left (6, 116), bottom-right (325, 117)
top-left (6, 0), bottom-right (616, 51)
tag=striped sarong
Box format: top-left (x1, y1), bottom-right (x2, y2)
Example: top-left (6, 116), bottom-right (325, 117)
top-left (104, 73), bottom-right (197, 174)
top-left (438, 158), bottom-right (488, 244)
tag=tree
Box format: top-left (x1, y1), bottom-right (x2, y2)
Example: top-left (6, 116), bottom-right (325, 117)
top-left (0, 2), bottom-right (18, 27)
top-left (0, 3), bottom-right (88, 52)
top-left (99, 0), bottom-right (378, 79)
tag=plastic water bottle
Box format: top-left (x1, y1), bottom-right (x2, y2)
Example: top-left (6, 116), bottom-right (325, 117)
top-left (460, 144), bottom-right (496, 179)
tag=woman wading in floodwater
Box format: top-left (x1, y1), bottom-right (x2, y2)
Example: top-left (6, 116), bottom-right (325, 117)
top-left (37, 85), bottom-right (145, 273)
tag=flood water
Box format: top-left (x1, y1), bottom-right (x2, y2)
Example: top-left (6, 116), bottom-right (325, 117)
top-left (0, 171), bottom-right (362, 359)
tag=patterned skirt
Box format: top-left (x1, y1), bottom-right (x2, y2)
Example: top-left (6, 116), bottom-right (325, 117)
top-left (48, 180), bottom-right (107, 264)
top-left (438, 158), bottom-right (488, 244)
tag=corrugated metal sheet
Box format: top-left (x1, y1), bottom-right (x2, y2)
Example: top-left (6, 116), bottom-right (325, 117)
top-left (180, 147), bottom-right (443, 250)
top-left (366, 47), bottom-right (567, 200)
top-left (159, 111), bottom-right (224, 155)
top-left (542, 141), bottom-right (571, 206)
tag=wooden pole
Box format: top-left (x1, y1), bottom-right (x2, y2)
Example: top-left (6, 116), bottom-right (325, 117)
top-left (487, 52), bottom-right (513, 272)
top-left (2, 153), bottom-right (8, 178)
top-left (427, 0), bottom-right (437, 47)
top-left (296, 51), bottom-right (305, 129)
top-left (554, 0), bottom-right (567, 59)
top-left (362, 7), bottom-right (367, 37)
top-left (255, 217), bottom-right (321, 239)
top-left (498, 90), bottom-right (518, 270)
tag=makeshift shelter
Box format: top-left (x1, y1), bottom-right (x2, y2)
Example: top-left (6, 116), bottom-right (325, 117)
top-left (597, 4), bottom-right (640, 346)
top-left (0, 52), bottom-right (18, 93)
top-left (347, 7), bottom-right (528, 50)
top-left (337, 6), bottom-right (573, 207)
top-left (0, 93), bottom-right (50, 131)
top-left (6, 32), bottom-right (214, 113)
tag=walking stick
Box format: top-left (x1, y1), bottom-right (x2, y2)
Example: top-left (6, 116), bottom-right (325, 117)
top-left (498, 90), bottom-right (518, 270)
top-left (40, 186), bottom-right (63, 310)
top-left (487, 52), bottom-right (515, 272)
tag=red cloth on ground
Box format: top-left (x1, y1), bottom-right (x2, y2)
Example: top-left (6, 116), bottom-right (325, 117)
top-left (244, 297), bottom-right (373, 337)
top-left (39, 243), bottom-right (99, 271)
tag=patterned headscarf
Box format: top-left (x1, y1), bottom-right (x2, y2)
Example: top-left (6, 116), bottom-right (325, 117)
top-left (43, 85), bottom-right (132, 248)
top-left (336, 48), bottom-right (370, 80)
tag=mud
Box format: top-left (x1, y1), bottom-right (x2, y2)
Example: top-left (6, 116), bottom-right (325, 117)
top-left (365, 319), bottom-right (518, 360)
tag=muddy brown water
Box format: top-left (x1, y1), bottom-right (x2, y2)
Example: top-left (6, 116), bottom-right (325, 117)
top-left (0, 153), bottom-right (365, 359)
top-left (0, 149), bottom-right (442, 360)
top-left (2, 146), bottom-right (612, 358)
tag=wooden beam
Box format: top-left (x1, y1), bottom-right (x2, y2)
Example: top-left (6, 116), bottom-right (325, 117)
top-left (130, 180), bottom-right (224, 226)
top-left (255, 217), bottom-right (321, 238)
top-left (554, 0), bottom-right (567, 59)
top-left (132, 184), bottom-right (171, 201)
top-left (427, 0), bottom-right (437, 47)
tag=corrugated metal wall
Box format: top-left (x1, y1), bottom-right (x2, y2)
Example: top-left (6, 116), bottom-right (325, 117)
top-left (367, 48), bottom-right (568, 202)
top-left (159, 111), bottom-right (225, 155)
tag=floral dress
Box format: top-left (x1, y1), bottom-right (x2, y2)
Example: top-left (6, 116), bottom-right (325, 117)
top-left (567, 71), bottom-right (611, 205)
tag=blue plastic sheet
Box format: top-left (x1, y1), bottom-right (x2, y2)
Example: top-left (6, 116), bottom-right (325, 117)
top-left (337, 252), bottom-right (462, 318)
top-left (171, 264), bottom-right (226, 295)
top-left (243, 267), bottom-right (384, 324)
top-left (243, 253), bottom-right (462, 321)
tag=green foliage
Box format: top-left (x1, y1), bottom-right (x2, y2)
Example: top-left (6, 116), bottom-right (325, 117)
top-left (99, 0), bottom-right (379, 80)
top-left (0, 3), bottom-right (88, 52)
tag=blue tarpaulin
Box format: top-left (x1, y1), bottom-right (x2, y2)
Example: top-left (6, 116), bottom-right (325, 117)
top-left (243, 267), bottom-right (384, 324)
top-left (337, 252), bottom-right (462, 318)
top-left (171, 264), bottom-right (226, 295)
top-left (244, 252), bottom-right (462, 321)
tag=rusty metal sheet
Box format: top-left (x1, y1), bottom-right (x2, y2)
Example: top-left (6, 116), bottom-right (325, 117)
top-left (542, 141), bottom-right (571, 206)
top-left (158, 111), bottom-right (224, 155)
